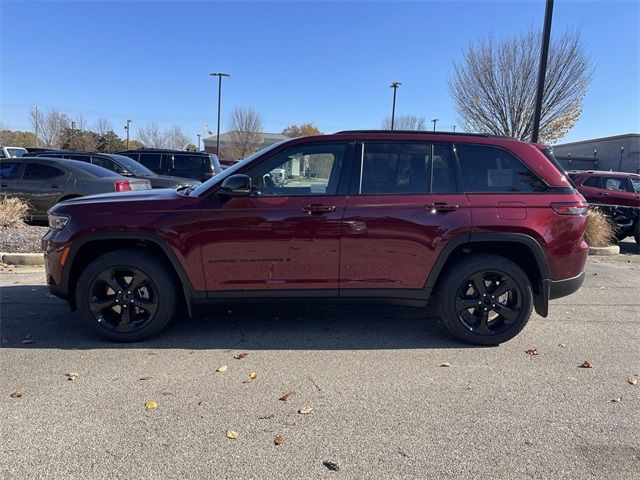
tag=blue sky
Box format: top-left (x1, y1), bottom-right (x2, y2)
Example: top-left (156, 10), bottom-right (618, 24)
top-left (1, 0), bottom-right (638, 145)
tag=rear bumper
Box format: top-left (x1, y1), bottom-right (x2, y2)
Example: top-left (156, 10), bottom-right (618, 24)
top-left (549, 271), bottom-right (586, 300)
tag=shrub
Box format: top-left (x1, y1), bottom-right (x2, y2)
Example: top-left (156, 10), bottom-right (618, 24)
top-left (0, 196), bottom-right (29, 228)
top-left (584, 208), bottom-right (615, 247)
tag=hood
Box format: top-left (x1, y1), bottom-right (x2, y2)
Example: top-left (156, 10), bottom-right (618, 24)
top-left (144, 174), bottom-right (201, 188)
top-left (55, 188), bottom-right (184, 206)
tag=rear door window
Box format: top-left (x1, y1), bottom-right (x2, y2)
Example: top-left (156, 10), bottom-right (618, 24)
top-left (90, 156), bottom-right (118, 172)
top-left (138, 153), bottom-right (163, 170)
top-left (602, 177), bottom-right (631, 192)
top-left (456, 144), bottom-right (548, 192)
top-left (23, 164), bottom-right (65, 180)
top-left (173, 155), bottom-right (205, 172)
top-left (1, 162), bottom-right (21, 179)
top-left (582, 176), bottom-right (601, 188)
top-left (359, 143), bottom-right (430, 194)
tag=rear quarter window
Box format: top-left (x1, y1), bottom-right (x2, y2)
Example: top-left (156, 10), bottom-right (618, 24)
top-left (174, 155), bottom-right (206, 171)
top-left (456, 144), bottom-right (549, 193)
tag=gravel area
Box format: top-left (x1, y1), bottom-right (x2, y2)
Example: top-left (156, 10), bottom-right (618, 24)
top-left (0, 224), bottom-right (48, 253)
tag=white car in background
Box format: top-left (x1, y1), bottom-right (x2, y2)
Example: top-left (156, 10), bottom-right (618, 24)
top-left (0, 146), bottom-right (28, 158)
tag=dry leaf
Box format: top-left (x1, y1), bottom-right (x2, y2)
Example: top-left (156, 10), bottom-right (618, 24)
top-left (611, 396), bottom-right (622, 403)
top-left (249, 372), bottom-right (257, 380)
top-left (233, 352), bottom-right (248, 360)
top-left (627, 376), bottom-right (638, 385)
top-left (145, 400), bottom-right (157, 410)
top-left (298, 406), bottom-right (313, 414)
top-left (440, 362), bottom-right (451, 367)
top-left (139, 375), bottom-right (152, 381)
top-left (216, 365), bottom-right (228, 373)
top-left (323, 461), bottom-right (339, 471)
top-left (258, 413), bottom-right (275, 420)
top-left (279, 391), bottom-right (294, 402)
top-left (226, 429), bottom-right (239, 440)
top-left (525, 348), bottom-right (538, 356)
top-left (65, 372), bottom-right (80, 381)
top-left (274, 435), bottom-right (285, 445)
top-left (21, 336), bottom-right (33, 345)
top-left (579, 360), bottom-right (593, 369)
top-left (10, 391), bottom-right (23, 398)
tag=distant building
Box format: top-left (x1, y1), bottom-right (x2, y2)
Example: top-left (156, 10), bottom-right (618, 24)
top-left (203, 131), bottom-right (289, 160)
top-left (552, 133), bottom-right (640, 173)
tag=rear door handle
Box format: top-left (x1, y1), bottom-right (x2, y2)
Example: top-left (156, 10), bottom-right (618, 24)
top-left (302, 204), bottom-right (337, 215)
top-left (425, 202), bottom-right (460, 212)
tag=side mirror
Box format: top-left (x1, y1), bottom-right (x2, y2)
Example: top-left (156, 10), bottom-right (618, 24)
top-left (219, 174), bottom-right (252, 197)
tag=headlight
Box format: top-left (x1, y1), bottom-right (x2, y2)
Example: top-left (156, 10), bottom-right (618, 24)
top-left (48, 214), bottom-right (70, 230)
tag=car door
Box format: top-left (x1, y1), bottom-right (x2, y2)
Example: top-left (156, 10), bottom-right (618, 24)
top-left (12, 162), bottom-right (68, 220)
top-left (0, 161), bottom-right (24, 196)
top-left (340, 141), bottom-right (471, 292)
top-left (199, 142), bottom-right (353, 294)
top-left (577, 175), bottom-right (602, 204)
top-left (599, 176), bottom-right (637, 207)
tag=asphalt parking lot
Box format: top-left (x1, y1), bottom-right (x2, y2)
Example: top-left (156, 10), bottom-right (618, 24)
top-left (1, 241), bottom-right (639, 479)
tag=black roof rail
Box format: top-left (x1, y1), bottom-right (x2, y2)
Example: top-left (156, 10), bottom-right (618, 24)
top-left (333, 129), bottom-right (514, 139)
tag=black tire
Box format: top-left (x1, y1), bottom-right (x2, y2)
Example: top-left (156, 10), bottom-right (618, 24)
top-left (634, 221), bottom-right (640, 245)
top-left (437, 254), bottom-right (534, 345)
top-left (76, 250), bottom-right (176, 342)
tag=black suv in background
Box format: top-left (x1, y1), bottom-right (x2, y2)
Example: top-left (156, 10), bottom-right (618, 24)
top-left (31, 151), bottom-right (200, 189)
top-left (118, 149), bottom-right (222, 182)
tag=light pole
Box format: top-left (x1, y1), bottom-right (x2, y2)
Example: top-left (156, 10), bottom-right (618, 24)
top-left (33, 105), bottom-right (39, 147)
top-left (197, 134), bottom-right (201, 151)
top-left (531, 0), bottom-right (554, 143)
top-left (618, 146), bottom-right (624, 171)
top-left (124, 119), bottom-right (131, 149)
top-left (452, 125), bottom-right (456, 132)
top-left (389, 82), bottom-right (401, 130)
top-left (431, 118), bottom-right (439, 131)
top-left (210, 72), bottom-right (230, 156)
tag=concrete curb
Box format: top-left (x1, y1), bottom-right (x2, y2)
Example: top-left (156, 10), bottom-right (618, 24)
top-left (0, 252), bottom-right (45, 265)
top-left (588, 245), bottom-right (620, 256)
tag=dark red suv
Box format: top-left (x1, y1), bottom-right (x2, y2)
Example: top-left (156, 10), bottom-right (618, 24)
top-left (43, 131), bottom-right (589, 345)
top-left (568, 170), bottom-right (640, 244)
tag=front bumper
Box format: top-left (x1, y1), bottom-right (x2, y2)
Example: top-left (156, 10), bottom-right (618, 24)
top-left (549, 271), bottom-right (586, 300)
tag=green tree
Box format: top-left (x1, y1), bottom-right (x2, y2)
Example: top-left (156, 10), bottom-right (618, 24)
top-left (282, 123), bottom-right (322, 137)
top-left (0, 127), bottom-right (37, 147)
top-left (96, 131), bottom-right (126, 153)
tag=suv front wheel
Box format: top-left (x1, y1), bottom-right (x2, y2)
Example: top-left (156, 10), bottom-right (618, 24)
top-left (76, 250), bottom-right (176, 342)
top-left (437, 254), bottom-right (534, 345)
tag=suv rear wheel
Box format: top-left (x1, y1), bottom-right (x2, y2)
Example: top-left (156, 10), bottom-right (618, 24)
top-left (76, 250), bottom-right (176, 342)
top-left (437, 254), bottom-right (533, 345)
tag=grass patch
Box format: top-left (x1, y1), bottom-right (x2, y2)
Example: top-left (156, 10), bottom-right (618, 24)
top-left (0, 196), bottom-right (29, 228)
top-left (584, 208), bottom-right (615, 247)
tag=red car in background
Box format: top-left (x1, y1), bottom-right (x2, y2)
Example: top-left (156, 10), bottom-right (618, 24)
top-left (568, 170), bottom-right (640, 244)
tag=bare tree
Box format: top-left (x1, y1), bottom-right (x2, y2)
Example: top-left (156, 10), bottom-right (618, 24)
top-left (136, 121), bottom-right (167, 148)
top-left (94, 117), bottom-right (113, 137)
top-left (28, 107), bottom-right (70, 147)
top-left (449, 28), bottom-right (592, 144)
top-left (222, 107), bottom-right (264, 160)
top-left (381, 115), bottom-right (427, 131)
top-left (164, 125), bottom-right (190, 150)
top-left (73, 113), bottom-right (89, 132)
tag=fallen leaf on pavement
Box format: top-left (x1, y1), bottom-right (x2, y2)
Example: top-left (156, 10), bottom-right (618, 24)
top-left (274, 435), bottom-right (285, 445)
top-left (258, 413), bottom-right (275, 420)
top-left (10, 391), bottom-right (23, 398)
top-left (440, 362), bottom-right (451, 367)
top-left (279, 391), bottom-right (294, 402)
top-left (65, 372), bottom-right (80, 381)
top-left (139, 375), bottom-right (153, 381)
top-left (298, 406), bottom-right (313, 414)
top-left (226, 429), bottom-right (239, 440)
top-left (21, 336), bottom-right (33, 345)
top-left (627, 376), bottom-right (638, 385)
top-left (322, 461), bottom-right (339, 471)
top-left (233, 352), bottom-right (248, 359)
top-left (216, 365), bottom-right (228, 373)
top-left (579, 360), bottom-right (593, 369)
top-left (611, 396), bottom-right (622, 403)
top-left (525, 348), bottom-right (538, 356)
top-left (145, 400), bottom-right (157, 410)
top-left (249, 372), bottom-right (257, 380)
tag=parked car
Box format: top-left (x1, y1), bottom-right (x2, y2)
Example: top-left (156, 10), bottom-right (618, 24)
top-left (31, 151), bottom-right (200, 190)
top-left (44, 130), bottom-right (588, 344)
top-left (0, 146), bottom-right (28, 158)
top-left (1, 157), bottom-right (150, 224)
top-left (118, 149), bottom-right (222, 182)
top-left (568, 170), bottom-right (640, 244)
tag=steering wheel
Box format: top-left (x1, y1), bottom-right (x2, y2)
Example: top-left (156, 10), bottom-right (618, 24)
top-left (262, 173), bottom-right (277, 195)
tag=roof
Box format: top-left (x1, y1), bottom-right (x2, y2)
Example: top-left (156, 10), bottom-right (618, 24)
top-left (118, 148), bottom-right (208, 155)
top-left (569, 170), bottom-right (640, 178)
top-left (334, 129), bottom-right (513, 139)
top-left (203, 131), bottom-right (290, 142)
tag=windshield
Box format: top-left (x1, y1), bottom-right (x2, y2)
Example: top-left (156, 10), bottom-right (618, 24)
top-left (190, 140), bottom-right (289, 196)
top-left (7, 148), bottom-right (27, 158)
top-left (630, 177), bottom-right (640, 193)
top-left (108, 154), bottom-right (156, 176)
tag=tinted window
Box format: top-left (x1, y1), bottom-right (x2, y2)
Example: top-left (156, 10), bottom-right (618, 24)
top-left (174, 155), bottom-right (205, 171)
top-left (360, 143), bottom-right (430, 194)
top-left (248, 143), bottom-right (346, 196)
top-left (582, 176), bottom-right (601, 188)
top-left (68, 154), bottom-right (92, 163)
top-left (23, 163), bottom-right (64, 180)
top-left (603, 177), bottom-right (630, 192)
top-left (0, 151), bottom-right (6, 158)
top-left (431, 144), bottom-right (458, 193)
top-left (121, 152), bottom-right (139, 161)
top-left (91, 156), bottom-right (118, 172)
top-left (456, 144), bottom-right (548, 192)
top-left (138, 153), bottom-right (163, 170)
top-left (1, 162), bottom-right (21, 179)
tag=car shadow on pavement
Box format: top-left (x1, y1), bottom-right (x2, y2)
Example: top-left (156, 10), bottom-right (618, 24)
top-left (1, 285), bottom-right (472, 350)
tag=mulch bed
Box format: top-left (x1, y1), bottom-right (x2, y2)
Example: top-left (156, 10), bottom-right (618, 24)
top-left (0, 224), bottom-right (48, 253)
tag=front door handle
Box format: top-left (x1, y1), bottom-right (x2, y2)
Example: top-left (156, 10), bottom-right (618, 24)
top-left (425, 202), bottom-right (460, 212)
top-left (302, 204), bottom-right (337, 215)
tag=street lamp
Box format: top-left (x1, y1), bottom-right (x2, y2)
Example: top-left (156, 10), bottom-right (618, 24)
top-left (210, 72), bottom-right (230, 156)
top-left (618, 146), bottom-right (624, 171)
top-left (197, 134), bottom-right (201, 151)
top-left (431, 118), bottom-right (439, 131)
top-left (124, 119), bottom-right (132, 149)
top-left (33, 105), bottom-right (39, 147)
top-left (389, 82), bottom-right (401, 130)
top-left (452, 125), bottom-right (456, 132)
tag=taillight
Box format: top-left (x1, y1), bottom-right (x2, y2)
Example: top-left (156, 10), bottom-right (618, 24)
top-left (551, 202), bottom-right (589, 215)
top-left (114, 180), bottom-right (132, 192)
top-left (114, 180), bottom-right (151, 191)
